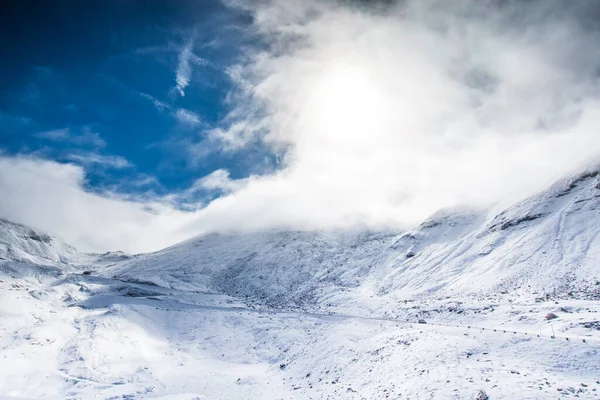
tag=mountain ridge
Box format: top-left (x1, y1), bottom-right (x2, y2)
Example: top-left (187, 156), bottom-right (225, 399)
top-left (2, 163), bottom-right (598, 307)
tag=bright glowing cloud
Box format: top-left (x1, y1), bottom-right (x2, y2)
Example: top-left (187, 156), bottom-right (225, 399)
top-left (201, 0), bottom-right (600, 229)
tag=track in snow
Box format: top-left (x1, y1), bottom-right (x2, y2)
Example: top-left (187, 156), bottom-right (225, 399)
top-left (74, 273), bottom-right (600, 346)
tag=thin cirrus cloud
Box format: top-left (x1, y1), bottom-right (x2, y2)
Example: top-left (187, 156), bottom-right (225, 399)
top-left (139, 93), bottom-right (201, 127)
top-left (34, 128), bottom-right (70, 141)
top-left (174, 36), bottom-right (209, 97)
top-left (65, 152), bottom-right (134, 170)
top-left (139, 92), bottom-right (171, 112)
top-left (34, 127), bottom-right (106, 148)
top-left (174, 108), bottom-right (201, 126)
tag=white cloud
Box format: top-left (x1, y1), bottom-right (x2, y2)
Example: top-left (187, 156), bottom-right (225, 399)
top-left (175, 39), bottom-right (193, 96)
top-left (131, 175), bottom-right (160, 187)
top-left (34, 127), bottom-right (106, 148)
top-left (190, 169), bottom-right (249, 193)
top-left (140, 92), bottom-right (171, 112)
top-left (139, 93), bottom-right (202, 128)
top-left (174, 36), bottom-right (209, 97)
top-left (66, 153), bottom-right (133, 169)
top-left (197, 0), bottom-right (600, 230)
top-left (0, 155), bottom-right (194, 253)
top-left (34, 128), bottom-right (70, 141)
top-left (174, 108), bottom-right (201, 126)
top-left (72, 128), bottom-right (106, 148)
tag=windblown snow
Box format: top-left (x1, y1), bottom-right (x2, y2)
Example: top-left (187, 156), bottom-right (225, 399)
top-left (1, 166), bottom-right (599, 399)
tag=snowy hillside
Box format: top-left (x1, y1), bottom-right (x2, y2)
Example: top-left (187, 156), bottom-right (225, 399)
top-left (103, 230), bottom-right (401, 309)
top-left (1, 165), bottom-right (600, 399)
top-left (0, 218), bottom-right (80, 267)
top-left (105, 164), bottom-right (600, 310)
top-left (379, 165), bottom-right (600, 300)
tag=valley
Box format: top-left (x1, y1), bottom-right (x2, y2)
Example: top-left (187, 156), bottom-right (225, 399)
top-left (1, 165), bottom-right (599, 399)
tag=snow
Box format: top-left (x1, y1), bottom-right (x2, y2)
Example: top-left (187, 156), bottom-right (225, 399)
top-left (0, 218), bottom-right (80, 267)
top-left (1, 165), bottom-right (600, 399)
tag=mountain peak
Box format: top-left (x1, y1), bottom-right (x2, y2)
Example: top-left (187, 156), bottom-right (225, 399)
top-left (0, 218), bottom-right (79, 266)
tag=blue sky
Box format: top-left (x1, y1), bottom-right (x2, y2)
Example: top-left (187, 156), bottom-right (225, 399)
top-left (0, 0), bottom-right (273, 202)
top-left (1, 0), bottom-right (600, 253)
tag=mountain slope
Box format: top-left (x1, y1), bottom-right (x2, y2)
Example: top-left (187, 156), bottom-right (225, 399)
top-left (380, 165), bottom-right (600, 300)
top-left (104, 164), bottom-right (600, 310)
top-left (0, 218), bottom-right (80, 267)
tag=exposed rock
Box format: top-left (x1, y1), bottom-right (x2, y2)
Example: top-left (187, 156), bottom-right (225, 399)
top-left (475, 390), bottom-right (489, 400)
top-left (545, 312), bottom-right (559, 320)
top-left (582, 321), bottom-right (600, 330)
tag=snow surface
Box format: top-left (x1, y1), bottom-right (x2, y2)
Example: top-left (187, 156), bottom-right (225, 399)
top-left (1, 166), bottom-right (600, 399)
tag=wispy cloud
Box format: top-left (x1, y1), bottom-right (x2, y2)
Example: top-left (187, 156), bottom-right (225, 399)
top-left (139, 93), bottom-right (203, 129)
top-left (174, 108), bottom-right (201, 126)
top-left (175, 38), bottom-right (194, 96)
top-left (174, 35), bottom-right (209, 97)
top-left (34, 128), bottom-right (70, 141)
top-left (71, 128), bottom-right (106, 148)
top-left (140, 92), bottom-right (171, 112)
top-left (0, 111), bottom-right (32, 128)
top-left (34, 127), bottom-right (106, 148)
top-left (190, 169), bottom-right (248, 193)
top-left (66, 152), bottom-right (133, 169)
top-left (137, 35), bottom-right (213, 98)
top-left (131, 175), bottom-right (160, 187)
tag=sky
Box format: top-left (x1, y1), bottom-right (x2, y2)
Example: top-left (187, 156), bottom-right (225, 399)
top-left (1, 0), bottom-right (600, 253)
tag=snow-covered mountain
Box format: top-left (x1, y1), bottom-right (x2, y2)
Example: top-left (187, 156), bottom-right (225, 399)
top-left (0, 218), bottom-right (81, 267)
top-left (1, 165), bottom-right (599, 399)
top-left (103, 164), bottom-right (600, 310)
top-left (379, 165), bottom-right (600, 300)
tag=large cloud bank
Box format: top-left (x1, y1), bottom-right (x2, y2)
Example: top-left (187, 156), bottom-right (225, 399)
top-left (193, 0), bottom-right (600, 230)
